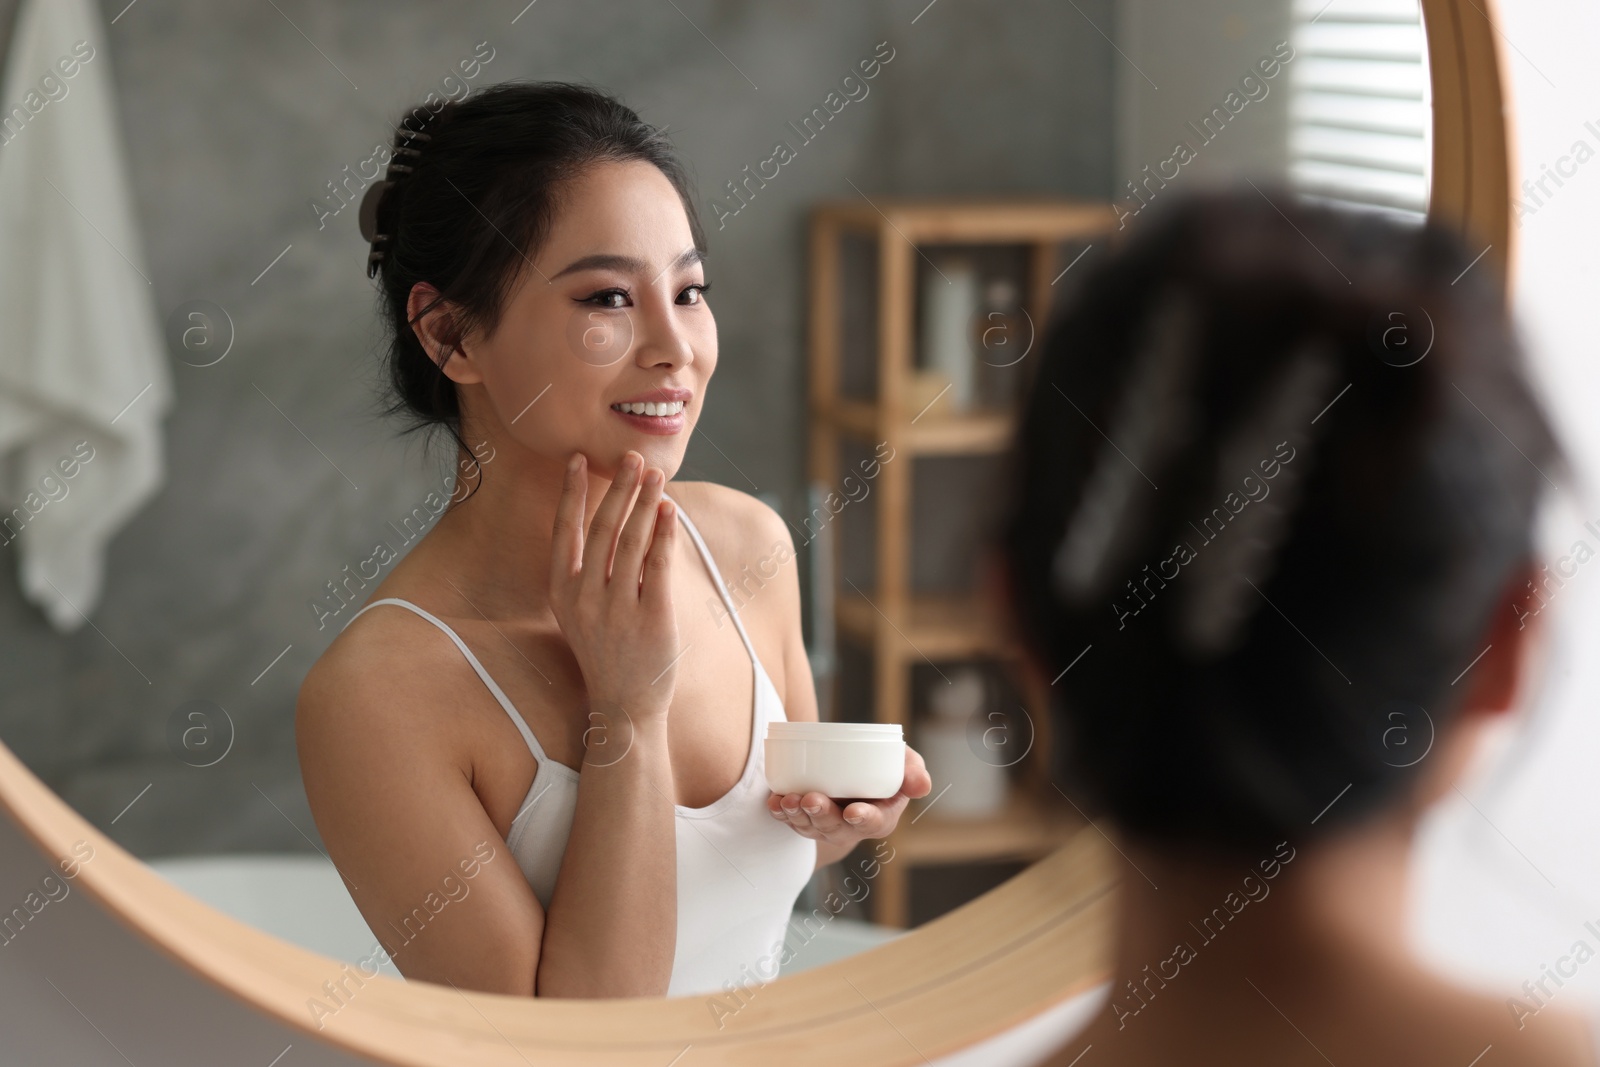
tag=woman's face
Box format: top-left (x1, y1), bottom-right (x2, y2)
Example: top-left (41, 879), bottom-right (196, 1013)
top-left (432, 158), bottom-right (716, 481)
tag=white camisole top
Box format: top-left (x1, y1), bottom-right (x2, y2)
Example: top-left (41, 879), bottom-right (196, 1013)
top-left (343, 493), bottom-right (817, 997)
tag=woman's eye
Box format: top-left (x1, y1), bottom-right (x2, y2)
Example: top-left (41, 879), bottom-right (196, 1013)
top-left (584, 288), bottom-right (630, 309)
top-left (678, 282), bottom-right (711, 305)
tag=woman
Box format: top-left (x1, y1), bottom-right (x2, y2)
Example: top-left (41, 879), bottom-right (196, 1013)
top-left (998, 190), bottom-right (1598, 1064)
top-left (296, 82), bottom-right (929, 999)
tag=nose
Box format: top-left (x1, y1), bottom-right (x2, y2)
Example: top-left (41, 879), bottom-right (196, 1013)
top-left (630, 288), bottom-right (696, 371)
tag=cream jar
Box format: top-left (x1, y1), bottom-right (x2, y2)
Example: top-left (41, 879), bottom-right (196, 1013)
top-left (765, 721), bottom-right (905, 799)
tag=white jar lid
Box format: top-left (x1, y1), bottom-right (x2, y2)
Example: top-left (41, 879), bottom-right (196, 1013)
top-left (766, 721), bottom-right (903, 740)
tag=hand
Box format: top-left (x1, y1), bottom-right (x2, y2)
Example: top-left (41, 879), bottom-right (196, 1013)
top-left (767, 745), bottom-right (932, 846)
top-left (549, 450), bottom-right (680, 723)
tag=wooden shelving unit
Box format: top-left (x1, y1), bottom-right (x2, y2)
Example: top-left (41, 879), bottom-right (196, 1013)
top-left (807, 197), bottom-right (1118, 928)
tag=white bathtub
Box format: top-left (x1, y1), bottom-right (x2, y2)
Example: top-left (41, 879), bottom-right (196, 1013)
top-left (144, 853), bottom-right (903, 982)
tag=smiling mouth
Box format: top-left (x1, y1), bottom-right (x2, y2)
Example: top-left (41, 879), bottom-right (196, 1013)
top-left (610, 400), bottom-right (686, 417)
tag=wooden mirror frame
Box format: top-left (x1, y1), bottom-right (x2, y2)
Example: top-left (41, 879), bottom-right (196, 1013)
top-left (0, 2), bottom-right (1512, 1062)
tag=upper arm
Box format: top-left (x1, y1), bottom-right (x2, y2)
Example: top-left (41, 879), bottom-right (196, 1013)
top-left (295, 621), bottom-right (544, 995)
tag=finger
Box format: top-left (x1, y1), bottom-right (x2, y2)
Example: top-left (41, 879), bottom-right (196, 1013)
top-left (550, 452), bottom-right (588, 594)
top-left (776, 791), bottom-right (812, 827)
top-left (583, 450), bottom-right (642, 588)
top-left (797, 792), bottom-right (846, 834)
top-left (770, 793), bottom-right (817, 836)
top-left (612, 466), bottom-right (666, 593)
top-left (903, 746), bottom-right (934, 799)
top-left (639, 497), bottom-right (676, 614)
top-left (843, 794), bottom-right (907, 836)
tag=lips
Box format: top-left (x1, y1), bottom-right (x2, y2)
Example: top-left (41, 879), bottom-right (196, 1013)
top-left (612, 385), bottom-right (691, 405)
top-left (609, 387), bottom-right (689, 435)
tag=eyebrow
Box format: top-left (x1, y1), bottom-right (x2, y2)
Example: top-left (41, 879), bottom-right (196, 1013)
top-left (549, 246), bottom-right (705, 281)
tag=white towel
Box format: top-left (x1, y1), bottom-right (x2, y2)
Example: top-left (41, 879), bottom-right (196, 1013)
top-left (0, 0), bottom-right (171, 632)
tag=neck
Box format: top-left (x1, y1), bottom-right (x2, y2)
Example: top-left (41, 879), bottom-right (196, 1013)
top-left (418, 437), bottom-right (631, 620)
top-left (1096, 814), bottom-right (1421, 1034)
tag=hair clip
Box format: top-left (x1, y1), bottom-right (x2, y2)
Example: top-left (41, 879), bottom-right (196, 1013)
top-left (1172, 337), bottom-right (1339, 659)
top-left (1050, 289), bottom-right (1200, 603)
top-left (360, 123), bottom-right (434, 278)
top-left (360, 181), bottom-right (394, 278)
top-left (358, 181), bottom-right (392, 244)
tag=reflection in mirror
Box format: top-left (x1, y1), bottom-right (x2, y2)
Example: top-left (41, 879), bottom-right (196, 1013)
top-left (1118, 0), bottom-right (1430, 223)
top-left (0, 0), bottom-right (1448, 1025)
top-left (1284, 0), bottom-right (1430, 215)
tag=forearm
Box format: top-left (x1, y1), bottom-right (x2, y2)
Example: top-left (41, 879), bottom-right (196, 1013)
top-left (536, 710), bottom-right (677, 997)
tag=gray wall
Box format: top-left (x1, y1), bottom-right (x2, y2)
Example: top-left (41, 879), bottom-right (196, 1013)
top-left (0, 0), bottom-right (1114, 856)
top-left (1115, 0), bottom-right (1294, 218)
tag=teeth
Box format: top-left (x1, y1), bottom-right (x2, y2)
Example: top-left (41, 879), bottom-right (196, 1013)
top-left (612, 400), bottom-right (684, 416)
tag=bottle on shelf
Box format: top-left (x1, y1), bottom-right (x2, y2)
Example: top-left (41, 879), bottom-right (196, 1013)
top-left (915, 667), bottom-right (1008, 819)
top-left (917, 253), bottom-right (980, 413)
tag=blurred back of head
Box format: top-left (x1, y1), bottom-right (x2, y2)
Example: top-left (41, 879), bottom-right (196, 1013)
top-left (1001, 187), bottom-right (1566, 857)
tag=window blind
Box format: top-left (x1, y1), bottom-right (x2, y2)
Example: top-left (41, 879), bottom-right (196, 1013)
top-left (1288, 0), bottom-right (1431, 219)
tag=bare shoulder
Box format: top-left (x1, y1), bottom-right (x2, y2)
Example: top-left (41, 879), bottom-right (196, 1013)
top-left (293, 601), bottom-right (543, 992)
top-left (295, 603), bottom-right (479, 767)
top-left (665, 480), bottom-right (794, 569)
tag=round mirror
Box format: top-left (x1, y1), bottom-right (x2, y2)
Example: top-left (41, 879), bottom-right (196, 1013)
top-left (0, 0), bottom-right (1510, 1062)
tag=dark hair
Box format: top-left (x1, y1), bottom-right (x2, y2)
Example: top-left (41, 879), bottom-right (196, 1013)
top-left (1000, 188), bottom-right (1566, 856)
top-left (365, 81), bottom-right (705, 474)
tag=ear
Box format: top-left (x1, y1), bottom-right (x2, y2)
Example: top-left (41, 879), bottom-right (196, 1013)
top-left (1402, 557), bottom-right (1544, 816)
top-left (1458, 557), bottom-right (1544, 720)
top-left (406, 281), bottom-right (484, 385)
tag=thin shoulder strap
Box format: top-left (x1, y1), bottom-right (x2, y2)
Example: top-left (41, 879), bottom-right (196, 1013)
top-left (662, 493), bottom-right (760, 665)
top-left (343, 598), bottom-right (548, 762)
